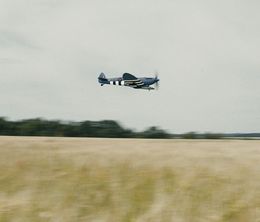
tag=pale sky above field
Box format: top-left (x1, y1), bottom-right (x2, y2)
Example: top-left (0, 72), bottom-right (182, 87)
top-left (0, 0), bottom-right (260, 133)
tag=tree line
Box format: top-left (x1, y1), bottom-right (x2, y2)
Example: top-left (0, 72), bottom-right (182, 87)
top-left (0, 117), bottom-right (171, 139)
top-left (1, 117), bottom-right (259, 139)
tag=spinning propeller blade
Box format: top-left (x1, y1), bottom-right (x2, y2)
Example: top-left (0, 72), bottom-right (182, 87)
top-left (155, 71), bottom-right (159, 90)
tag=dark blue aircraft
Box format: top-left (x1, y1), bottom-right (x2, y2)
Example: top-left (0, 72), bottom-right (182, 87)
top-left (98, 73), bottom-right (159, 90)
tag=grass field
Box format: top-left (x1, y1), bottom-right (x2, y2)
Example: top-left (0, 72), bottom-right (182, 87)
top-left (0, 137), bottom-right (259, 222)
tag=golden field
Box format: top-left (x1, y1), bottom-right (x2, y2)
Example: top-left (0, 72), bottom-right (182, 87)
top-left (0, 136), bottom-right (259, 222)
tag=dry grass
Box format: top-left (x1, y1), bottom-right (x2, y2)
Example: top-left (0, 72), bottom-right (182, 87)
top-left (0, 136), bottom-right (259, 222)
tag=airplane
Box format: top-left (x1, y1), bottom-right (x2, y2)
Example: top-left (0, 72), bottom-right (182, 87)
top-left (98, 72), bottom-right (160, 90)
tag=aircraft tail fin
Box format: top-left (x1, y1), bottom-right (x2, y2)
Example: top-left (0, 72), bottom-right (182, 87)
top-left (98, 72), bottom-right (107, 80)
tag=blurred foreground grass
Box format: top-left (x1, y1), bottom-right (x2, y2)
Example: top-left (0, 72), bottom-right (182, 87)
top-left (0, 137), bottom-right (259, 222)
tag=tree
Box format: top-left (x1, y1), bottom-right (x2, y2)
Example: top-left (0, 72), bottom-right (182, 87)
top-left (140, 126), bottom-right (171, 139)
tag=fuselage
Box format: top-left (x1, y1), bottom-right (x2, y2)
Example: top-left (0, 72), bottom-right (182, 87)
top-left (140, 77), bottom-right (159, 86)
top-left (98, 77), bottom-right (159, 88)
top-left (98, 72), bottom-right (159, 90)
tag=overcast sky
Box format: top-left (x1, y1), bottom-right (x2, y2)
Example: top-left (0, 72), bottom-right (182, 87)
top-left (0, 0), bottom-right (260, 133)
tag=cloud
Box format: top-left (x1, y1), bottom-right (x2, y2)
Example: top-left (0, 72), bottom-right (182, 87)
top-left (0, 0), bottom-right (260, 132)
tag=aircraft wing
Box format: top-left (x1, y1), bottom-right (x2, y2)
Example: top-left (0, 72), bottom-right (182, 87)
top-left (123, 73), bottom-right (138, 80)
top-left (122, 73), bottom-right (144, 88)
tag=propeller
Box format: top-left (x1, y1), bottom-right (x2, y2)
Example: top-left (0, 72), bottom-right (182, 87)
top-left (154, 71), bottom-right (160, 90)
